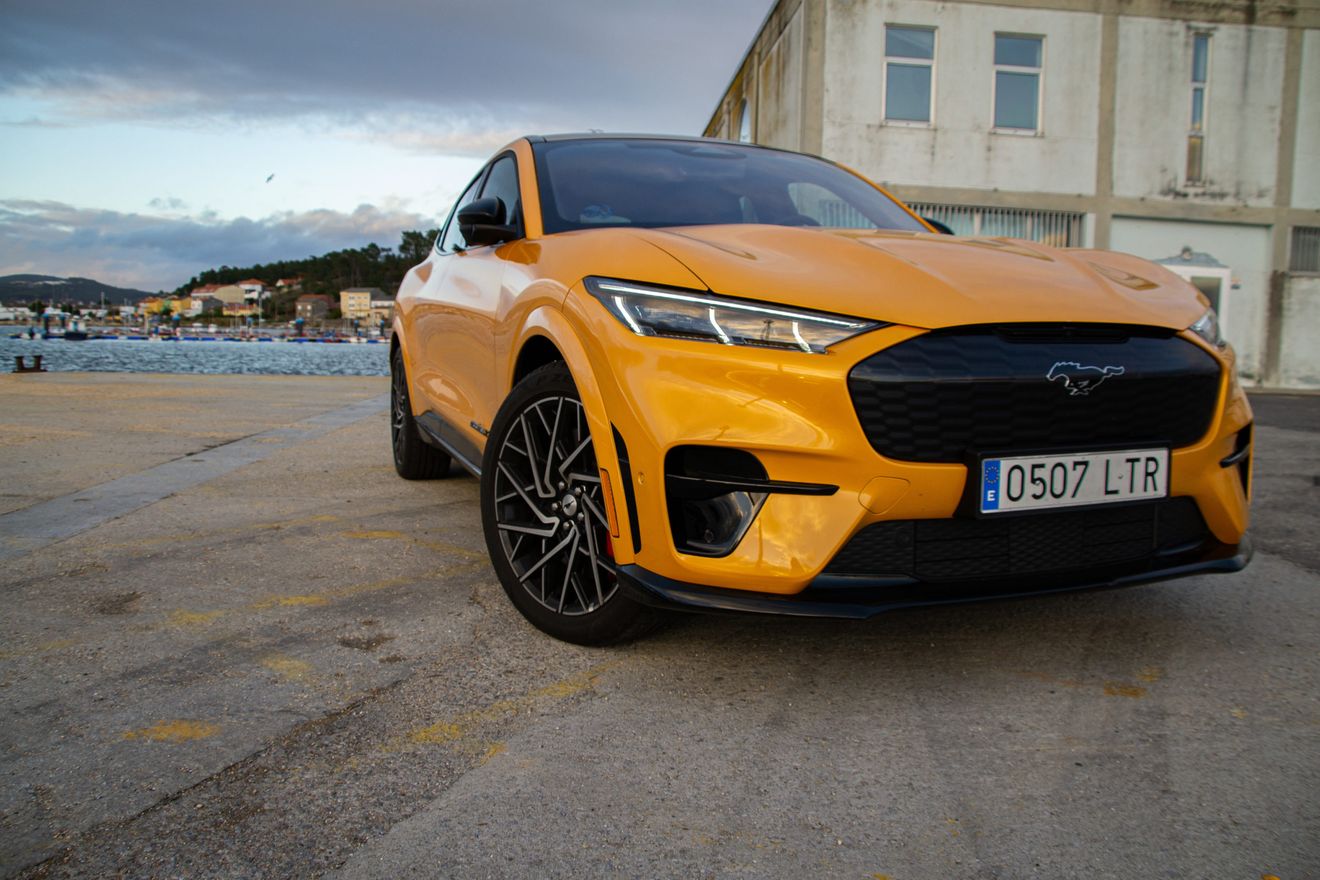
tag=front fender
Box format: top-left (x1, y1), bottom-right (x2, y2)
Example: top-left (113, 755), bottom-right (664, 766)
top-left (510, 306), bottom-right (634, 564)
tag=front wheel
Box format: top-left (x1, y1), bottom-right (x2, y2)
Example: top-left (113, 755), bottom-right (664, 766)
top-left (480, 362), bottom-right (660, 645)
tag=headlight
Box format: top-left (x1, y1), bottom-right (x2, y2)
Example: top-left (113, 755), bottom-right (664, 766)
top-left (1188, 308), bottom-right (1226, 349)
top-left (584, 277), bottom-right (882, 354)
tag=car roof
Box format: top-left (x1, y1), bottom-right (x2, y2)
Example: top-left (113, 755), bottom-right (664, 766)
top-left (522, 132), bottom-right (828, 163)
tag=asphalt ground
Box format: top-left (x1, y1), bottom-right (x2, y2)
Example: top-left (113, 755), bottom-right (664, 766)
top-left (0, 373), bottom-right (1316, 879)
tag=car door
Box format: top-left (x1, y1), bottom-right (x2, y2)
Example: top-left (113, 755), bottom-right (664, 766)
top-left (416, 153), bottom-right (524, 463)
top-left (410, 168), bottom-right (485, 425)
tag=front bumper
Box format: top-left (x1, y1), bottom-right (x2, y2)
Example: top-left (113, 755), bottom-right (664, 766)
top-left (564, 290), bottom-right (1254, 598)
top-left (618, 534), bottom-right (1252, 619)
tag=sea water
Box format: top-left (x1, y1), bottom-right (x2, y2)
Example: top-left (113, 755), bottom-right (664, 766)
top-left (0, 337), bottom-right (388, 376)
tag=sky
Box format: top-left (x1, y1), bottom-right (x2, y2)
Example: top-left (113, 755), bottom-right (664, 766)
top-left (0, 0), bottom-right (770, 291)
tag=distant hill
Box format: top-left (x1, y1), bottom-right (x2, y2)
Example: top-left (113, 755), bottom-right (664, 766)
top-left (0, 275), bottom-right (154, 307)
top-left (0, 275), bottom-right (155, 310)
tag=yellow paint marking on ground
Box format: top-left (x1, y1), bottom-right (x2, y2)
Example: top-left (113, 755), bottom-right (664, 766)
top-left (1231, 707), bottom-right (1249, 719)
top-left (478, 742), bottom-right (506, 765)
top-left (324, 575), bottom-right (423, 601)
top-left (261, 655), bottom-right (312, 681)
top-left (159, 571), bottom-right (446, 629)
top-left (413, 539), bottom-right (488, 561)
top-left (406, 663), bottom-right (618, 748)
top-left (167, 609), bottom-right (225, 626)
top-left (250, 594), bottom-right (331, 609)
top-left (342, 529), bottom-right (488, 562)
top-left (123, 720), bottom-right (220, 742)
top-left (105, 513), bottom-right (344, 549)
top-left (254, 513), bottom-right (341, 530)
top-left (410, 721), bottom-right (465, 745)
top-left (1019, 670), bottom-right (1151, 698)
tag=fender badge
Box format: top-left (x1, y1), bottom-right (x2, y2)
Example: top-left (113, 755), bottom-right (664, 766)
top-left (1047, 361), bottom-right (1125, 396)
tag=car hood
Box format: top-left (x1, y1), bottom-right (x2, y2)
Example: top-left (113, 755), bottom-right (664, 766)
top-left (629, 225), bottom-right (1205, 331)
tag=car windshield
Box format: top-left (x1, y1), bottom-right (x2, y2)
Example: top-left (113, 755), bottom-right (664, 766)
top-left (531, 139), bottom-right (927, 235)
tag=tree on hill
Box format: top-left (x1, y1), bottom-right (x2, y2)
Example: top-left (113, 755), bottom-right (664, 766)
top-left (173, 229), bottom-right (440, 313)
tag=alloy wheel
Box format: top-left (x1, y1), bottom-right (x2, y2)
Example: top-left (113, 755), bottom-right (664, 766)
top-left (491, 395), bottom-right (617, 615)
top-left (390, 365), bottom-right (407, 464)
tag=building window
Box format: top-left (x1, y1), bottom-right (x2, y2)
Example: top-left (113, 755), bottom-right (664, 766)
top-left (993, 34), bottom-right (1042, 131)
top-left (907, 202), bottom-right (1084, 248)
top-left (736, 98), bottom-right (751, 143)
top-left (1187, 33), bottom-right (1210, 184)
top-left (1291, 227), bottom-right (1320, 273)
top-left (884, 25), bottom-right (935, 123)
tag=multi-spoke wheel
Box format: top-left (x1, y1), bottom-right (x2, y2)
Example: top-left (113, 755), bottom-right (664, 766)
top-left (481, 362), bottom-right (659, 644)
top-left (390, 346), bottom-right (451, 479)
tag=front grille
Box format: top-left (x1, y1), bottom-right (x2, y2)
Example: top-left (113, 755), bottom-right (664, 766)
top-left (825, 498), bottom-right (1209, 582)
top-left (848, 325), bottom-right (1221, 463)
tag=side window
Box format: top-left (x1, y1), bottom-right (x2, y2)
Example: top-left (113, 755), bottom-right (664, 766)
top-left (479, 154), bottom-right (522, 232)
top-left (437, 171), bottom-right (485, 253)
top-left (788, 182), bottom-right (877, 229)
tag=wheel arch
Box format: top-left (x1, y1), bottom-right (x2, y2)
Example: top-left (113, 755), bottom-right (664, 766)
top-left (389, 321), bottom-right (423, 416)
top-left (508, 308), bottom-right (630, 561)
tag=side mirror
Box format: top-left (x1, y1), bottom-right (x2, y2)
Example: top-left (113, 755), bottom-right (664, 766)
top-left (458, 197), bottom-right (518, 247)
top-left (922, 217), bottom-right (955, 235)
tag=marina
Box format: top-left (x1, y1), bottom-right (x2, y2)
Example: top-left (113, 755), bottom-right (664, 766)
top-left (1, 335), bottom-right (387, 376)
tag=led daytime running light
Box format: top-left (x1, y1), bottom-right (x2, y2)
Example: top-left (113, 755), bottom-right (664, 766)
top-left (587, 277), bottom-right (881, 354)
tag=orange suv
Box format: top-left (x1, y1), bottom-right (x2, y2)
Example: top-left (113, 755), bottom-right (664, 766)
top-left (390, 134), bottom-right (1252, 644)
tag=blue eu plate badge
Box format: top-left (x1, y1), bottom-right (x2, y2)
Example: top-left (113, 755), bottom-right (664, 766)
top-left (982, 459), bottom-right (1001, 511)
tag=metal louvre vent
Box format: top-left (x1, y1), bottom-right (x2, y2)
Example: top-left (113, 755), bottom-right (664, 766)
top-left (825, 498), bottom-right (1209, 582)
top-left (1291, 226), bottom-right (1320, 273)
top-left (847, 326), bottom-right (1222, 463)
top-left (906, 202), bottom-right (1084, 247)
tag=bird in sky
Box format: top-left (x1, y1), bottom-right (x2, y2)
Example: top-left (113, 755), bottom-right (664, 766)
top-left (265, 173), bottom-right (275, 183)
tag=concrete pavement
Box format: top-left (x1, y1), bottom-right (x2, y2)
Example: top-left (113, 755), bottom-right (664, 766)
top-left (1, 373), bottom-right (1316, 879)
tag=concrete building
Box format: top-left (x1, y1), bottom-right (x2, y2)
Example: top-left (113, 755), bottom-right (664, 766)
top-left (295, 294), bottom-right (333, 320)
top-left (204, 285), bottom-right (248, 307)
top-left (367, 292), bottom-right (395, 326)
top-left (705, 0), bottom-right (1320, 387)
top-left (339, 287), bottom-right (382, 321)
top-left (237, 279), bottom-right (267, 302)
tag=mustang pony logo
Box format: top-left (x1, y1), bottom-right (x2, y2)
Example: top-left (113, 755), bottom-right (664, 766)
top-left (1047, 361), bottom-right (1125, 396)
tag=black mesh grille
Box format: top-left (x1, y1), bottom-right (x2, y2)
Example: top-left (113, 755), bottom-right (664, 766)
top-left (847, 326), bottom-right (1222, 463)
top-left (825, 498), bottom-right (1209, 582)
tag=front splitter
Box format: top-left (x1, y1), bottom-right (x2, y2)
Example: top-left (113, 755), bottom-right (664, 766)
top-left (616, 535), bottom-right (1253, 620)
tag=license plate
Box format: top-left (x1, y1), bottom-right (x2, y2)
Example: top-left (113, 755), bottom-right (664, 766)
top-left (980, 448), bottom-right (1168, 514)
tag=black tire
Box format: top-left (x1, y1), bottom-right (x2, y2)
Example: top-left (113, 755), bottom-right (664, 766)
top-left (391, 346), bottom-right (452, 480)
top-left (480, 362), bottom-right (661, 645)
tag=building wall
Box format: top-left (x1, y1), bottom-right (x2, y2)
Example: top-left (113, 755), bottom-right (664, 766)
top-left (339, 291), bottom-right (371, 319)
top-left (1110, 218), bottom-right (1271, 378)
top-left (1294, 30), bottom-right (1320, 208)
top-left (1113, 19), bottom-right (1286, 205)
top-left (821, 0), bottom-right (1102, 194)
top-left (757, 4), bottom-right (805, 151)
top-left (1279, 275), bottom-right (1320, 387)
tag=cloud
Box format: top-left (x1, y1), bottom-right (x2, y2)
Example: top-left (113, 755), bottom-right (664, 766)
top-left (0, 199), bottom-right (440, 291)
top-left (147, 196), bottom-right (189, 211)
top-left (0, 0), bottom-right (770, 140)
